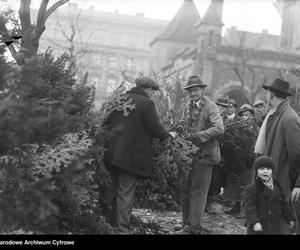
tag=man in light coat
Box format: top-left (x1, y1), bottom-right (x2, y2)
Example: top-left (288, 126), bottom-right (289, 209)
top-left (177, 75), bottom-right (224, 234)
top-left (255, 78), bottom-right (300, 234)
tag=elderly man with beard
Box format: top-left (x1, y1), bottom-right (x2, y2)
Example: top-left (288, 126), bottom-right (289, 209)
top-left (255, 78), bottom-right (300, 234)
top-left (176, 75), bottom-right (224, 234)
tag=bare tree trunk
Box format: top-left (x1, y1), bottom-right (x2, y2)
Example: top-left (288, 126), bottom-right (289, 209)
top-left (2, 0), bottom-right (69, 64)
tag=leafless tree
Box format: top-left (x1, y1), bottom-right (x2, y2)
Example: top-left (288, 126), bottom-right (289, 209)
top-left (45, 6), bottom-right (96, 75)
top-left (0, 0), bottom-right (69, 64)
top-left (223, 31), bottom-right (273, 103)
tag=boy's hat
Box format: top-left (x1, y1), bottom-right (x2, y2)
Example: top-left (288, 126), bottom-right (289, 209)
top-left (238, 103), bottom-right (255, 116)
top-left (254, 156), bottom-right (274, 171)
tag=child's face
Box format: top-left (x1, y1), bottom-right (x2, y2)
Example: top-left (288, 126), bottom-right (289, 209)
top-left (257, 167), bottom-right (272, 181)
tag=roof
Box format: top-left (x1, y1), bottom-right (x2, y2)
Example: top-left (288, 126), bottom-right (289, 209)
top-left (197, 0), bottom-right (224, 27)
top-left (222, 27), bottom-right (280, 51)
top-left (150, 0), bottom-right (201, 45)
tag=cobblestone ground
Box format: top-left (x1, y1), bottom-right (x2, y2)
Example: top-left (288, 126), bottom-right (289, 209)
top-left (132, 201), bottom-right (247, 235)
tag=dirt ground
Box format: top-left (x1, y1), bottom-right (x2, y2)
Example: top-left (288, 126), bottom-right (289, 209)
top-left (132, 201), bottom-right (247, 235)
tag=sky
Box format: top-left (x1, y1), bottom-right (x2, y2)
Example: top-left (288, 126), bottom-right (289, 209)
top-left (4, 0), bottom-right (282, 35)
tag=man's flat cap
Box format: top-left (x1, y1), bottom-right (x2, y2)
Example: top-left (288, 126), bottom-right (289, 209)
top-left (135, 76), bottom-right (160, 90)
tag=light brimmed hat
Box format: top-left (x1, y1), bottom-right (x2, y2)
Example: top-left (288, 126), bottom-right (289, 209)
top-left (238, 103), bottom-right (254, 116)
top-left (183, 75), bottom-right (207, 90)
top-left (262, 78), bottom-right (292, 96)
top-left (253, 100), bottom-right (265, 108)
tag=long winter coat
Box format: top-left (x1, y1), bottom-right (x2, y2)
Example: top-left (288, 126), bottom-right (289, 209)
top-left (182, 96), bottom-right (224, 164)
top-left (102, 87), bottom-right (169, 177)
top-left (245, 180), bottom-right (295, 234)
top-left (264, 100), bottom-right (300, 199)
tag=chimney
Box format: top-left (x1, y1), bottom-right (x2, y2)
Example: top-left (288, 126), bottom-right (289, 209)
top-left (89, 5), bottom-right (94, 11)
top-left (115, 9), bottom-right (119, 13)
top-left (262, 29), bottom-right (268, 34)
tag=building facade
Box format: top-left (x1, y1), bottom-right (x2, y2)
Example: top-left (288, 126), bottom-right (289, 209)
top-left (32, 3), bottom-right (168, 105)
top-left (150, 0), bottom-right (300, 107)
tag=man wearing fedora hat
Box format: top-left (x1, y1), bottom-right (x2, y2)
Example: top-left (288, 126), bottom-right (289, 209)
top-left (97, 76), bottom-right (171, 234)
top-left (223, 103), bottom-right (258, 218)
top-left (177, 75), bottom-right (224, 234)
top-left (226, 99), bottom-right (239, 123)
top-left (254, 78), bottom-right (300, 234)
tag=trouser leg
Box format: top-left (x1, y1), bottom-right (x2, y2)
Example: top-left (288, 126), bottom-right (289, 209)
top-left (180, 172), bottom-right (191, 226)
top-left (189, 162), bottom-right (213, 232)
top-left (102, 164), bottom-right (118, 225)
top-left (115, 169), bottom-right (137, 234)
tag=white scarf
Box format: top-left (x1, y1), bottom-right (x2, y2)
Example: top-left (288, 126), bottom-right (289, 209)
top-left (254, 107), bottom-right (277, 154)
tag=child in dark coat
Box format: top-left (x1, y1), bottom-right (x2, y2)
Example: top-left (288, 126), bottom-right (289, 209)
top-left (245, 156), bottom-right (295, 234)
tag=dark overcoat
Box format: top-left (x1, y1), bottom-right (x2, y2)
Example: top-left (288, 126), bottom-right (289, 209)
top-left (264, 100), bottom-right (300, 199)
top-left (103, 87), bottom-right (169, 177)
top-left (245, 180), bottom-right (295, 234)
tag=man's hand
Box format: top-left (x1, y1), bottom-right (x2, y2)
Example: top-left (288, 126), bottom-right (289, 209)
top-left (253, 222), bottom-right (263, 232)
top-left (291, 187), bottom-right (300, 202)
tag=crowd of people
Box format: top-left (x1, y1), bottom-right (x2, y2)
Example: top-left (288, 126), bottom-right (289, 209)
top-left (95, 74), bottom-right (300, 235)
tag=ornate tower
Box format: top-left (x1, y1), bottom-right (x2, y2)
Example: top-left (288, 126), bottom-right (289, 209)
top-left (194, 0), bottom-right (224, 89)
top-left (275, 0), bottom-right (300, 51)
top-left (149, 0), bottom-right (201, 73)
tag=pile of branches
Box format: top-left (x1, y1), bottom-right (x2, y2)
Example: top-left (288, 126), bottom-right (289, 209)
top-left (219, 119), bottom-right (258, 176)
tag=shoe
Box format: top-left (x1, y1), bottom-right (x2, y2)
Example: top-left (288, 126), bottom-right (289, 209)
top-left (174, 225), bottom-right (192, 235)
top-left (205, 205), bottom-right (217, 215)
top-left (235, 210), bottom-right (245, 219)
top-left (224, 207), bottom-right (240, 215)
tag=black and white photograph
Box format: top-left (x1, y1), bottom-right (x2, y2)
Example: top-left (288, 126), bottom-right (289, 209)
top-left (0, 0), bottom-right (300, 238)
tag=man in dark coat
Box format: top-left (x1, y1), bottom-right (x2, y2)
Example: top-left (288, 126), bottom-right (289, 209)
top-left (98, 76), bottom-right (170, 234)
top-left (254, 78), bottom-right (300, 234)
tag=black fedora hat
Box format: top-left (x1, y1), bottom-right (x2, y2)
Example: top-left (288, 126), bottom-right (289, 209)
top-left (183, 75), bottom-right (207, 90)
top-left (216, 97), bottom-right (229, 107)
top-left (262, 78), bottom-right (292, 96)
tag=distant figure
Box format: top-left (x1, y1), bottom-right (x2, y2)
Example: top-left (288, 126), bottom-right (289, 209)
top-left (215, 97), bottom-right (229, 121)
top-left (253, 100), bottom-right (267, 128)
top-left (245, 156), bottom-right (295, 234)
top-left (226, 99), bottom-right (239, 122)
